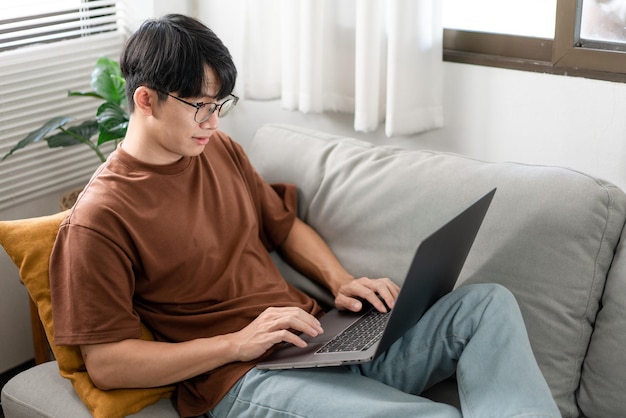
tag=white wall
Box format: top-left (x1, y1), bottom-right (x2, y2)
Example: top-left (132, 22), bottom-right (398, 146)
top-left (122, 0), bottom-right (193, 31)
top-left (218, 63), bottom-right (626, 192)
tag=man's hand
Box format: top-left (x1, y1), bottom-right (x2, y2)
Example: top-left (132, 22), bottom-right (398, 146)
top-left (229, 307), bottom-right (324, 362)
top-left (335, 277), bottom-right (400, 313)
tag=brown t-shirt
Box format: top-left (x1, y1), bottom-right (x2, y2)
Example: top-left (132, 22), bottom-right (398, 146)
top-left (50, 131), bottom-right (322, 416)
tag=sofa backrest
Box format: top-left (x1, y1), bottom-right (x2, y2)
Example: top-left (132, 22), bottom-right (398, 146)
top-left (247, 124), bottom-right (626, 418)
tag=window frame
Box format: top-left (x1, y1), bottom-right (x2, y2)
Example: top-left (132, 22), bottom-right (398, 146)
top-left (443, 0), bottom-right (626, 83)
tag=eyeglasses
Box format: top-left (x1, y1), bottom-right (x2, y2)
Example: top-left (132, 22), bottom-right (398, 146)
top-left (160, 91), bottom-right (239, 123)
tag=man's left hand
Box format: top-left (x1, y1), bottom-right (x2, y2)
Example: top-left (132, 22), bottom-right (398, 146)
top-left (335, 277), bottom-right (400, 313)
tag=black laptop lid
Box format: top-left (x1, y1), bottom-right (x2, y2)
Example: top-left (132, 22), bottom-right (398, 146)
top-left (375, 188), bottom-right (496, 355)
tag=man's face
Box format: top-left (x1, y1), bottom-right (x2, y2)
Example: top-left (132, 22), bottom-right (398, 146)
top-left (146, 66), bottom-right (221, 164)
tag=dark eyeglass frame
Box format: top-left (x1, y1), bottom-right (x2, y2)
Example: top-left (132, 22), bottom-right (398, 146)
top-left (159, 91), bottom-right (239, 123)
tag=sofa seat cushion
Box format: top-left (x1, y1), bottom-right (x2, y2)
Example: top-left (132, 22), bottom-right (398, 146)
top-left (248, 124), bottom-right (626, 418)
top-left (1, 361), bottom-right (177, 418)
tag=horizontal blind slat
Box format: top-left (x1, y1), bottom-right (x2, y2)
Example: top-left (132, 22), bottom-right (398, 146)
top-left (0, 6), bottom-right (118, 32)
top-left (2, 0), bottom-right (117, 19)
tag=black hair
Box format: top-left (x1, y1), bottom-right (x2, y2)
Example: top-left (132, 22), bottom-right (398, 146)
top-left (120, 14), bottom-right (237, 112)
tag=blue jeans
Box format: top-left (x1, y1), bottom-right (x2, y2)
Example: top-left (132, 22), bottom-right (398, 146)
top-left (207, 284), bottom-right (561, 418)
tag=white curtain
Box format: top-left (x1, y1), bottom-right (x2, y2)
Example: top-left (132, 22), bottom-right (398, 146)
top-left (238, 0), bottom-right (443, 137)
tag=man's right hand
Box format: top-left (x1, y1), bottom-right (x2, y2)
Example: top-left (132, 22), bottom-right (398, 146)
top-left (229, 307), bottom-right (324, 362)
top-left (80, 307), bottom-right (322, 390)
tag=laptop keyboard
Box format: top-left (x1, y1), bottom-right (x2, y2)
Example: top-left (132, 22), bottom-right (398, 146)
top-left (317, 309), bottom-right (391, 353)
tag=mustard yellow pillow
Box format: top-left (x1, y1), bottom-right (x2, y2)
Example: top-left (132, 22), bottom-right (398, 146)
top-left (0, 211), bottom-right (174, 418)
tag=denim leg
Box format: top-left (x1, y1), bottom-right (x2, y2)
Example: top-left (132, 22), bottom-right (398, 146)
top-left (210, 367), bottom-right (459, 418)
top-left (209, 283), bottom-right (559, 418)
top-left (351, 283), bottom-right (561, 418)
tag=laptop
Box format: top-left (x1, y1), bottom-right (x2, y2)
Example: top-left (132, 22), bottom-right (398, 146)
top-left (256, 188), bottom-right (496, 370)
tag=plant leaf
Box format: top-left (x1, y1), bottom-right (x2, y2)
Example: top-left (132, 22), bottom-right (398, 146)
top-left (47, 120), bottom-right (99, 148)
top-left (68, 91), bottom-right (104, 100)
top-left (111, 75), bottom-right (128, 108)
top-left (90, 57), bottom-right (125, 105)
top-left (1, 116), bottom-right (72, 161)
top-left (96, 102), bottom-right (129, 146)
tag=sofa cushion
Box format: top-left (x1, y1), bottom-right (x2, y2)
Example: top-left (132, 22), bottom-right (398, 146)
top-left (578, 230), bottom-right (626, 417)
top-left (248, 124), bottom-right (626, 417)
top-left (0, 212), bottom-right (174, 418)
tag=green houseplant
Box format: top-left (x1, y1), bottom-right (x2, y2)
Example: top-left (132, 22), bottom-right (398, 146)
top-left (2, 56), bottom-right (129, 163)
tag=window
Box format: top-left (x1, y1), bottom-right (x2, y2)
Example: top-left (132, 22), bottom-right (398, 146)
top-left (443, 0), bottom-right (557, 38)
top-left (581, 0), bottom-right (626, 44)
top-left (443, 0), bottom-right (626, 83)
top-left (0, 0), bottom-right (124, 210)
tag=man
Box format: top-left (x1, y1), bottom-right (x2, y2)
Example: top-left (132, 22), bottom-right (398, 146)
top-left (49, 14), bottom-right (560, 418)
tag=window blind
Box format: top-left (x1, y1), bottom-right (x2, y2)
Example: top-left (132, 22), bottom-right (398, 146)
top-left (0, 0), bottom-right (119, 52)
top-left (0, 1), bottom-right (124, 210)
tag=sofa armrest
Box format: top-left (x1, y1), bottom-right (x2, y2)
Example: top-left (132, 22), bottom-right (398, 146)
top-left (1, 362), bottom-right (178, 418)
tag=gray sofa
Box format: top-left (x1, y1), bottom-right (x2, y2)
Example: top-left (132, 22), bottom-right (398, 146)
top-left (3, 123), bottom-right (626, 417)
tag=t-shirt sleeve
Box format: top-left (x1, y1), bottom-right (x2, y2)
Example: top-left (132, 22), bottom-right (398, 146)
top-left (258, 181), bottom-right (298, 251)
top-left (50, 220), bottom-right (143, 346)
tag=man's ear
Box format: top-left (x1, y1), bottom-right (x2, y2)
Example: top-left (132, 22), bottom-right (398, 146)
top-left (133, 86), bottom-right (157, 116)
